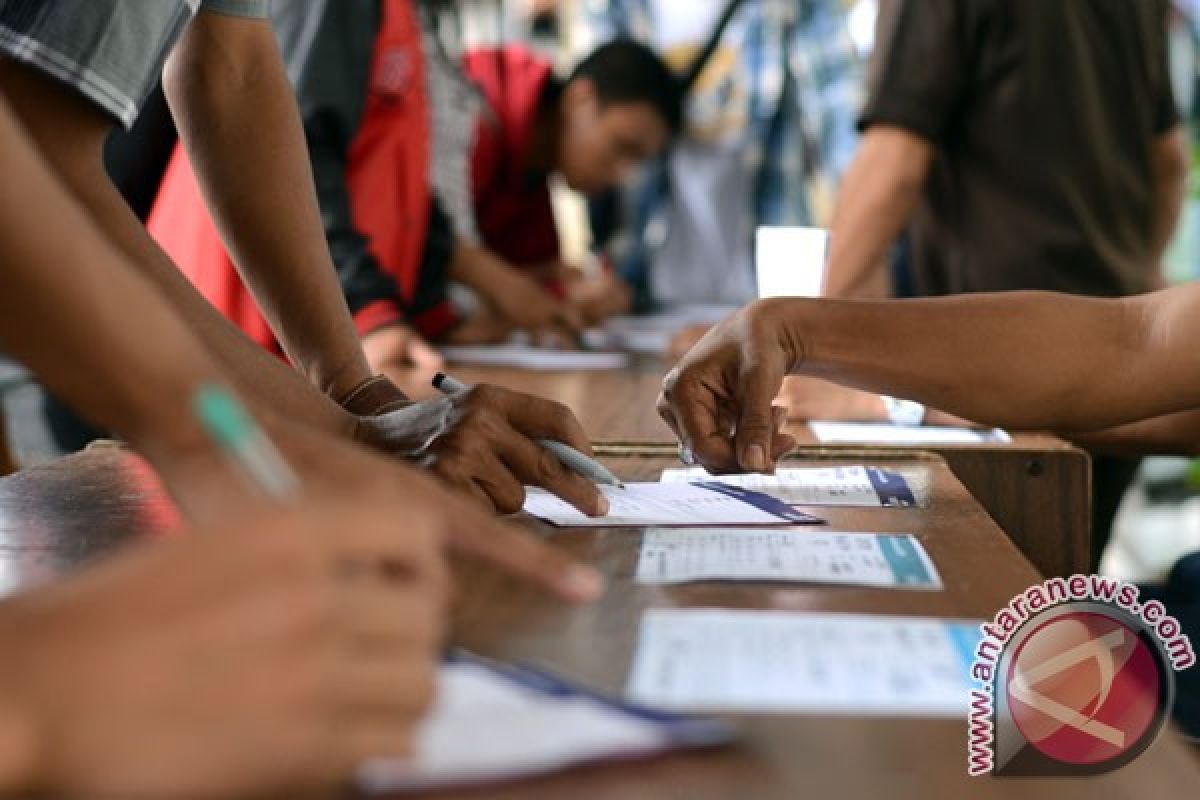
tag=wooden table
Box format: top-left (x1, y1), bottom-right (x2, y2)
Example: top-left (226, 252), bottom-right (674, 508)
top-left (1, 446), bottom-right (1195, 798)
top-left (449, 361), bottom-right (1093, 578)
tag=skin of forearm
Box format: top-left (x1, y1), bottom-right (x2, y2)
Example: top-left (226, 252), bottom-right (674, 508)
top-left (1070, 410), bottom-right (1200, 458)
top-left (0, 94), bottom-right (232, 462)
top-left (0, 61), bottom-right (354, 438)
top-left (823, 127), bottom-right (933, 298)
top-left (449, 241), bottom-right (510, 294)
top-left (781, 288), bottom-right (1200, 432)
top-left (163, 15), bottom-right (375, 401)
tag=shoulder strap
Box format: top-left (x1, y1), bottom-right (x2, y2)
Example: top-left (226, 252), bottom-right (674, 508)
top-left (678, 0), bottom-right (749, 94)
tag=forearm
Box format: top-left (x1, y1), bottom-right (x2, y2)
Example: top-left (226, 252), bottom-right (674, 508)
top-left (449, 241), bottom-right (508, 294)
top-left (1070, 410), bottom-right (1200, 458)
top-left (0, 96), bottom-right (231, 464)
top-left (823, 127), bottom-right (931, 298)
top-left (781, 288), bottom-right (1200, 431)
top-left (164, 16), bottom-right (374, 400)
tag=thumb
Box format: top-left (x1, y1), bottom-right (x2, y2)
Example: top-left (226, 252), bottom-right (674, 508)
top-left (733, 361), bottom-right (783, 473)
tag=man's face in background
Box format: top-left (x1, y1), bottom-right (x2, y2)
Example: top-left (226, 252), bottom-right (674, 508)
top-left (556, 78), bottom-right (669, 195)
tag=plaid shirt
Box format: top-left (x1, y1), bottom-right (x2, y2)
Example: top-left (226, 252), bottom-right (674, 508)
top-left (576, 0), bottom-right (863, 304)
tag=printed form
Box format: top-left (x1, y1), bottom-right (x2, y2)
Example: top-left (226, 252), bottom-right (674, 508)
top-left (523, 482), bottom-right (822, 527)
top-left (661, 466), bottom-right (927, 508)
top-left (627, 609), bottom-right (982, 717)
top-left (635, 530), bottom-right (942, 589)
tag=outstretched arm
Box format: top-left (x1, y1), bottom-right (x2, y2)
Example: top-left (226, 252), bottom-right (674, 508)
top-left (659, 286), bottom-right (1200, 472)
top-left (164, 11), bottom-right (376, 401)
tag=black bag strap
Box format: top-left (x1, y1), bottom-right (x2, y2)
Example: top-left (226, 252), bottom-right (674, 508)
top-left (678, 0), bottom-right (749, 94)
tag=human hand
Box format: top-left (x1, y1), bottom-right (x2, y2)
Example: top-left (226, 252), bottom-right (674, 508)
top-left (355, 384), bottom-right (608, 518)
top-left (149, 409), bottom-right (605, 604)
top-left (442, 304), bottom-right (514, 346)
top-left (563, 269), bottom-right (633, 325)
top-left (486, 266), bottom-right (585, 343)
top-left (658, 300), bottom-right (800, 474)
top-left (0, 495), bottom-right (445, 799)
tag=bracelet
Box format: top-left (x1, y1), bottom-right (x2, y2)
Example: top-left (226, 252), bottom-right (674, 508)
top-left (336, 375), bottom-right (411, 417)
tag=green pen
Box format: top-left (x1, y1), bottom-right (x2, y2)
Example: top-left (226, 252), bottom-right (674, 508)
top-left (193, 385), bottom-right (299, 500)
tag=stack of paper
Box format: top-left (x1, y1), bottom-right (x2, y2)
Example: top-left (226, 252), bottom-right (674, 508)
top-left (808, 421), bottom-right (1012, 445)
top-left (661, 466), bottom-right (927, 508)
top-left (635, 530), bottom-right (942, 589)
top-left (627, 609), bottom-right (981, 716)
top-left (360, 656), bottom-right (733, 793)
top-left (522, 482), bottom-right (823, 527)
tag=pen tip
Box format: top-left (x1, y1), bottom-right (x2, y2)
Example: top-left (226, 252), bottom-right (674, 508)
top-left (431, 373), bottom-right (446, 389)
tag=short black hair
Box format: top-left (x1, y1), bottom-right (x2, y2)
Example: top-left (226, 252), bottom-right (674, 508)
top-left (567, 38), bottom-right (684, 136)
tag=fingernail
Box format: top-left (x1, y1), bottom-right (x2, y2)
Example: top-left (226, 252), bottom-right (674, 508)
top-left (563, 566), bottom-right (606, 602)
top-left (744, 444), bottom-right (768, 472)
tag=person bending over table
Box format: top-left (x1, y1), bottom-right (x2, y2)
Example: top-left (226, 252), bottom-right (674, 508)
top-left (0, 0), bottom-right (610, 528)
top-left (0, 20), bottom-right (601, 604)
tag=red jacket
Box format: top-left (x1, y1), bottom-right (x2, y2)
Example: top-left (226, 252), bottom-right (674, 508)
top-left (465, 46), bottom-right (561, 269)
top-left (148, 0), bottom-right (450, 352)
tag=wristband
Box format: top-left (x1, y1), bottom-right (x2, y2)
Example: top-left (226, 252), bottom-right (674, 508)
top-left (336, 375), bottom-right (411, 417)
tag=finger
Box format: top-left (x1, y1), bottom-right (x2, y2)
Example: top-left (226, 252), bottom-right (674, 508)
top-left (553, 303), bottom-right (586, 336)
top-left (334, 655), bottom-right (439, 721)
top-left (733, 359), bottom-right (784, 473)
top-left (474, 386), bottom-right (595, 456)
top-left (769, 406), bottom-right (795, 465)
top-left (468, 448), bottom-right (528, 515)
top-left (493, 430), bottom-right (607, 517)
top-left (324, 503), bottom-right (449, 596)
top-left (655, 393), bottom-right (683, 440)
top-left (339, 723), bottom-right (420, 765)
top-left (661, 367), bottom-right (738, 472)
top-left (339, 581), bottom-right (445, 651)
top-left (447, 509), bottom-right (605, 603)
top-left (406, 336), bottom-right (445, 370)
top-left (771, 431), bottom-right (798, 462)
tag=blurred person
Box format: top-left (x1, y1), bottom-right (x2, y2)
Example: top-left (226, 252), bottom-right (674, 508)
top-left (0, 0), bottom-right (615, 536)
top-left (575, 0), bottom-right (862, 310)
top-left (151, 8), bottom-right (680, 370)
top-left (815, 0), bottom-right (1188, 562)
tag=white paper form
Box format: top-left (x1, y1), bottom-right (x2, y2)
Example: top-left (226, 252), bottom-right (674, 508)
top-left (635, 530), bottom-right (942, 589)
top-left (661, 466), bottom-right (928, 508)
top-left (360, 657), bottom-right (732, 793)
top-left (439, 344), bottom-right (630, 371)
top-left (809, 421), bottom-right (1012, 445)
top-left (522, 482), bottom-right (823, 527)
top-left (627, 610), bottom-right (982, 717)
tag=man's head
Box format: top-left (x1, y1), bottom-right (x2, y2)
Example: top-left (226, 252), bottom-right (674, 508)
top-left (556, 39), bottom-right (682, 194)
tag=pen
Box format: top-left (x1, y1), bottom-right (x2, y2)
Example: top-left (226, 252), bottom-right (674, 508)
top-left (193, 385), bottom-right (300, 499)
top-left (432, 372), bottom-right (625, 489)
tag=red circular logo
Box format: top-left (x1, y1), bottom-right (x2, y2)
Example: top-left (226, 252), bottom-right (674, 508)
top-left (1005, 611), bottom-right (1164, 767)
